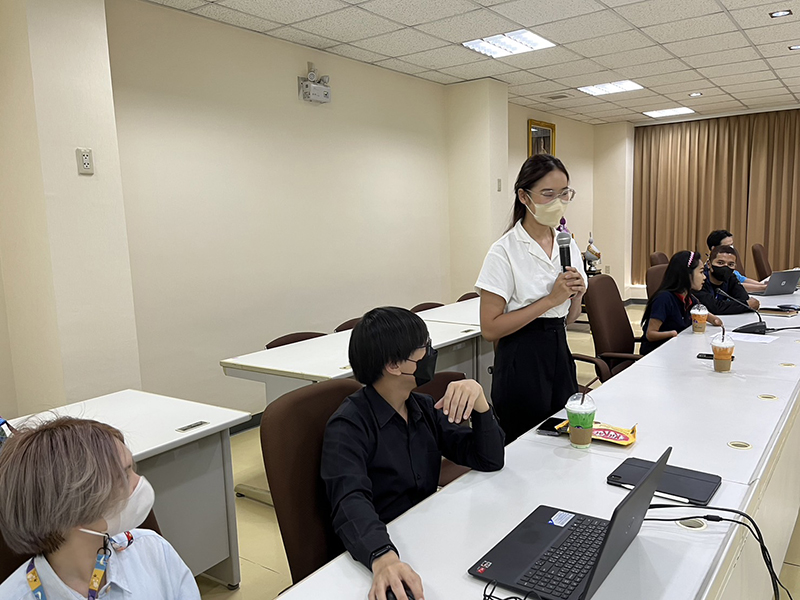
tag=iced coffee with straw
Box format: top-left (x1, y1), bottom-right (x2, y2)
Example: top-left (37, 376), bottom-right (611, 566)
top-left (711, 332), bottom-right (734, 372)
top-left (691, 304), bottom-right (708, 333)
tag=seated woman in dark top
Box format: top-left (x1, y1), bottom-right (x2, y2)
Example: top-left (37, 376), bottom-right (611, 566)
top-left (694, 245), bottom-right (760, 314)
top-left (641, 250), bottom-right (723, 355)
top-left (321, 307), bottom-right (505, 600)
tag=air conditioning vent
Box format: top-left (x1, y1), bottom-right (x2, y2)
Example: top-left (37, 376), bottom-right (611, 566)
top-left (543, 93), bottom-right (572, 100)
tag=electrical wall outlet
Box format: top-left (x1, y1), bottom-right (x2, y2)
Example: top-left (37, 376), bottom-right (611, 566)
top-left (76, 148), bottom-right (94, 175)
top-left (604, 265), bottom-right (611, 274)
top-left (497, 179), bottom-right (502, 192)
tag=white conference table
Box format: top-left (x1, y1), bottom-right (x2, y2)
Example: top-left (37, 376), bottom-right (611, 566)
top-left (275, 291), bottom-right (800, 600)
top-left (13, 390), bottom-right (250, 589)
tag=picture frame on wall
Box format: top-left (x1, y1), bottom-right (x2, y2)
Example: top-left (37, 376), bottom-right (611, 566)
top-left (528, 119), bottom-right (556, 156)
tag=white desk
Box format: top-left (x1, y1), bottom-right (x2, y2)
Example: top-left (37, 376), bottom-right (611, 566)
top-left (14, 390), bottom-right (249, 589)
top-left (221, 320), bottom-right (483, 407)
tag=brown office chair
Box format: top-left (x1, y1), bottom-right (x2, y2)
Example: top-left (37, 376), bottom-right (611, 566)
top-left (646, 264), bottom-right (668, 300)
top-left (410, 302), bottom-right (444, 313)
top-left (266, 331), bottom-right (326, 349)
top-left (261, 378), bottom-right (362, 583)
top-left (334, 318), bottom-right (361, 333)
top-left (414, 371), bottom-right (471, 487)
top-left (583, 274), bottom-right (642, 381)
top-left (0, 510), bottom-right (161, 582)
top-left (649, 252), bottom-right (669, 266)
top-left (752, 244), bottom-right (772, 281)
top-left (457, 292), bottom-right (479, 302)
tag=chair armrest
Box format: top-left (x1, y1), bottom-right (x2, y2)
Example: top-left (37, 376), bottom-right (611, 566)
top-left (599, 352), bottom-right (643, 362)
top-left (573, 353), bottom-right (612, 383)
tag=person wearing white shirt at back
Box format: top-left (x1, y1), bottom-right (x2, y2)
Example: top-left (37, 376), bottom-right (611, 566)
top-left (476, 154), bottom-right (587, 443)
top-left (0, 416), bottom-right (200, 600)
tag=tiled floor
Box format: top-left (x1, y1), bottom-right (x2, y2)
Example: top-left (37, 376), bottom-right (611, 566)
top-left (197, 304), bottom-right (800, 599)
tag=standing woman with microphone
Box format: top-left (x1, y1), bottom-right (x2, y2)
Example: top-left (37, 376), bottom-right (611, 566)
top-left (476, 154), bottom-right (586, 443)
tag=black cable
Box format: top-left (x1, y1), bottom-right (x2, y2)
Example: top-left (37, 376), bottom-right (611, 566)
top-left (769, 326), bottom-right (800, 332)
top-left (483, 580), bottom-right (541, 600)
top-left (647, 505), bottom-right (793, 600)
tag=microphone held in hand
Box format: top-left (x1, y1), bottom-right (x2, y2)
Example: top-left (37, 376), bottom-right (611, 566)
top-left (717, 289), bottom-right (769, 334)
top-left (556, 232), bottom-right (572, 273)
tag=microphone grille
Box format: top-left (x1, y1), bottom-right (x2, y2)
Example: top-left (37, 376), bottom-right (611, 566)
top-left (556, 232), bottom-right (572, 248)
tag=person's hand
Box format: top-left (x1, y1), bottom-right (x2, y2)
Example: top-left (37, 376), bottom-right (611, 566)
top-left (550, 270), bottom-right (579, 305)
top-left (435, 379), bottom-right (489, 423)
top-left (710, 315), bottom-right (723, 327)
top-left (671, 330), bottom-right (679, 338)
top-left (564, 266), bottom-right (586, 296)
top-left (748, 297), bottom-right (760, 310)
top-left (369, 552), bottom-right (424, 600)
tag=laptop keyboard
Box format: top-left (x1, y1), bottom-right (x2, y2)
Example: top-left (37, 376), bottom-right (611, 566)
top-left (515, 516), bottom-right (609, 599)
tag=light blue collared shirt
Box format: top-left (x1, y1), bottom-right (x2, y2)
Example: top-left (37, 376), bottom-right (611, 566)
top-left (0, 529), bottom-right (200, 600)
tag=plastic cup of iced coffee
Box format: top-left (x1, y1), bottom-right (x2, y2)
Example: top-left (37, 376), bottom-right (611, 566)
top-left (711, 333), bottom-right (735, 372)
top-left (691, 304), bottom-right (708, 333)
top-left (565, 393), bottom-right (596, 449)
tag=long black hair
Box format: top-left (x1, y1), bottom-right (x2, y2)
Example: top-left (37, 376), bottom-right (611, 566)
top-left (509, 154), bottom-right (570, 230)
top-left (642, 250), bottom-right (702, 326)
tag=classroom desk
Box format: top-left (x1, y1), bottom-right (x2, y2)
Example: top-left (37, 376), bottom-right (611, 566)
top-left (14, 390), bottom-right (250, 589)
top-left (221, 320), bottom-right (483, 407)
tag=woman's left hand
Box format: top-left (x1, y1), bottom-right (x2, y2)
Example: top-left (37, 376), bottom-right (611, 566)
top-left (710, 314), bottom-right (723, 327)
top-left (564, 267), bottom-right (586, 296)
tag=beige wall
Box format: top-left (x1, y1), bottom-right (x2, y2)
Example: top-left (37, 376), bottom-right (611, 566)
top-left (106, 0), bottom-right (452, 413)
top-left (0, 261), bottom-right (16, 417)
top-left (508, 104), bottom-right (595, 248)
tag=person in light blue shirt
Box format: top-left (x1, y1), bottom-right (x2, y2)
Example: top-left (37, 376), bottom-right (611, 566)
top-left (0, 417), bottom-right (200, 600)
top-left (706, 229), bottom-right (768, 293)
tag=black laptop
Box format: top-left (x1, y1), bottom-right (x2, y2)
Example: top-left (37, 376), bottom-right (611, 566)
top-left (468, 448), bottom-right (671, 600)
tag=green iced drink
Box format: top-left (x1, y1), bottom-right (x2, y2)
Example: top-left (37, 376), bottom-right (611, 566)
top-left (565, 393), bottom-right (596, 449)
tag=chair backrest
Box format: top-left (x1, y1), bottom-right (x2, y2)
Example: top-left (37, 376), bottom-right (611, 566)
top-left (752, 244), bottom-right (772, 281)
top-left (334, 318), bottom-right (361, 333)
top-left (649, 252), bottom-right (669, 266)
top-left (266, 331), bottom-right (326, 349)
top-left (0, 510), bottom-right (161, 582)
top-left (457, 292), bottom-right (479, 302)
top-left (584, 275), bottom-right (636, 357)
top-left (410, 302), bottom-right (444, 313)
top-left (645, 264), bottom-right (668, 300)
top-left (261, 378), bottom-right (363, 583)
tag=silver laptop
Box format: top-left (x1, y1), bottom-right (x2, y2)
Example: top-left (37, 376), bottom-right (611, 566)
top-left (750, 270), bottom-right (800, 296)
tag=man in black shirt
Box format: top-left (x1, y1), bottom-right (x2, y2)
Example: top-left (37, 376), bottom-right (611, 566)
top-left (695, 245), bottom-right (760, 314)
top-left (321, 307), bottom-right (505, 600)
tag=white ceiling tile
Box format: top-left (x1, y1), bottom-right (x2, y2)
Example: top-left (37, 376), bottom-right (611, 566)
top-left (758, 42), bottom-right (800, 58)
top-left (267, 26), bottom-right (340, 49)
top-left (716, 0), bottom-right (774, 8)
top-left (440, 59), bottom-right (517, 79)
top-left (565, 30), bottom-right (655, 58)
top-left (401, 44), bottom-right (485, 69)
top-left (693, 101), bottom-right (745, 112)
top-left (745, 21), bottom-right (800, 45)
top-left (546, 108), bottom-right (580, 117)
top-left (547, 95), bottom-right (609, 108)
top-left (722, 79), bottom-right (783, 93)
top-left (614, 0), bottom-right (722, 28)
top-left (730, 2), bottom-right (800, 29)
top-left (776, 65), bottom-right (800, 78)
top-left (699, 60), bottom-right (770, 78)
top-left (593, 46), bottom-right (672, 69)
top-left (531, 10), bottom-right (632, 45)
top-left (415, 70), bottom-right (464, 84)
top-left (582, 106), bottom-right (638, 117)
top-left (711, 71), bottom-right (776, 86)
top-left (586, 118), bottom-right (608, 124)
top-left (193, 4), bottom-right (280, 32)
top-left (294, 7), bottom-right (401, 42)
top-left (515, 80), bottom-right (573, 95)
top-left (494, 70), bottom-right (547, 85)
top-left (352, 28), bottom-right (448, 55)
top-left (602, 0), bottom-right (655, 5)
top-left (509, 97), bottom-right (530, 106)
top-left (782, 76), bottom-right (800, 86)
top-left (602, 114), bottom-right (638, 122)
top-left (615, 60), bottom-right (691, 79)
top-left (152, 0), bottom-right (207, 10)
top-left (653, 80), bottom-right (718, 94)
top-left (327, 43), bottom-right (388, 62)
top-left (663, 32), bottom-right (751, 57)
top-left (767, 55), bottom-right (800, 70)
top-left (605, 89), bottom-right (660, 103)
top-left (472, 0), bottom-right (510, 5)
top-left (360, 0), bottom-right (475, 26)
top-left (219, 0), bottom-right (347, 24)
top-left (373, 57), bottom-right (428, 74)
top-left (663, 87), bottom-right (726, 100)
top-left (533, 59), bottom-right (606, 79)
top-left (497, 47), bottom-right (583, 69)
top-left (490, 0), bottom-right (605, 27)
top-left (415, 9), bottom-right (521, 43)
top-left (733, 87), bottom-right (791, 99)
top-left (634, 69), bottom-right (704, 87)
top-left (554, 70), bottom-right (627, 87)
top-left (683, 93), bottom-right (738, 105)
top-left (643, 14), bottom-right (737, 44)
top-left (742, 95), bottom-right (798, 106)
top-left (683, 47), bottom-right (761, 69)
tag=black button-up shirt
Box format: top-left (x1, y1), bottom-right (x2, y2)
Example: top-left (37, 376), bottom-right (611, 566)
top-left (321, 385), bottom-right (505, 568)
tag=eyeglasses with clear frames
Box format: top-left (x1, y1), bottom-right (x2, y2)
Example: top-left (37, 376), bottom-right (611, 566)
top-left (530, 188), bottom-right (576, 203)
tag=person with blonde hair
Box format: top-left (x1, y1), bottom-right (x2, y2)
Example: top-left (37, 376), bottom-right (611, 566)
top-left (0, 416), bottom-right (200, 599)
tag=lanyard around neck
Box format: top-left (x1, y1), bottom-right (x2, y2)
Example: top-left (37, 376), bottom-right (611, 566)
top-left (26, 531), bottom-right (134, 600)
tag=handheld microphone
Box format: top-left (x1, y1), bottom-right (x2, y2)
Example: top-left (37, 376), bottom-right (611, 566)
top-left (556, 232), bottom-right (572, 273)
top-left (717, 289), bottom-right (769, 334)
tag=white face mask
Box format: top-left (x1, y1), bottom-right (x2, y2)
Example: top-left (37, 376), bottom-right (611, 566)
top-left (81, 476), bottom-right (155, 538)
top-left (525, 192), bottom-right (569, 228)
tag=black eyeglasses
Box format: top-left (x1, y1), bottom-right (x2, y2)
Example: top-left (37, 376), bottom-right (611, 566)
top-left (406, 340), bottom-right (434, 363)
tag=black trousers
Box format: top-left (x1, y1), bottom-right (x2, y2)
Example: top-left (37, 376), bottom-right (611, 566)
top-left (491, 317), bottom-right (578, 444)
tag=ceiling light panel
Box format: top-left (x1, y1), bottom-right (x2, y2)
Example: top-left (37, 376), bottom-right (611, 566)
top-left (643, 107), bottom-right (696, 118)
top-left (462, 29), bottom-right (555, 57)
top-left (578, 80), bottom-right (643, 95)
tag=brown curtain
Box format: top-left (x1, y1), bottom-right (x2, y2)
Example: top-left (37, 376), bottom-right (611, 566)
top-left (632, 109), bottom-right (800, 284)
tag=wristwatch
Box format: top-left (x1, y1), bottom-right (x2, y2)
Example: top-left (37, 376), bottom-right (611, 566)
top-left (369, 544), bottom-right (396, 569)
